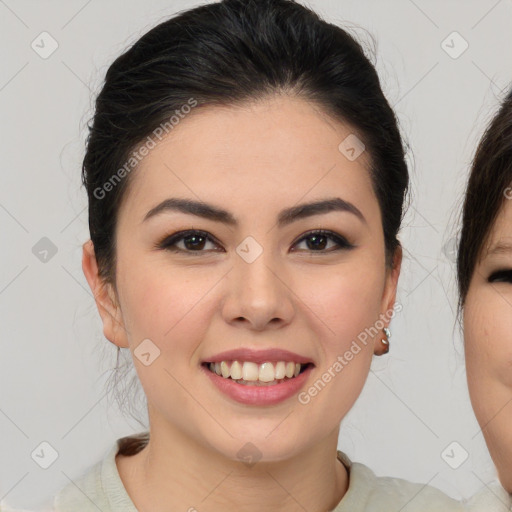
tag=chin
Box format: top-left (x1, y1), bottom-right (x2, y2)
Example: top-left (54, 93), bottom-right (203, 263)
top-left (210, 435), bottom-right (308, 465)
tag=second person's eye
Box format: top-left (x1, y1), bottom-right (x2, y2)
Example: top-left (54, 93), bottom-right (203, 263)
top-left (488, 269), bottom-right (512, 283)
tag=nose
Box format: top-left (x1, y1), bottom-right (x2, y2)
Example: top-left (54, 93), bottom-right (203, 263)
top-left (221, 247), bottom-right (295, 332)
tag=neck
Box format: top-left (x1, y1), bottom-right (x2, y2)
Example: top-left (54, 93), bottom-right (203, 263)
top-left (116, 420), bottom-right (348, 512)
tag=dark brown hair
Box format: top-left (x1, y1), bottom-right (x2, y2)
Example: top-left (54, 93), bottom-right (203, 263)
top-left (457, 88), bottom-right (512, 308)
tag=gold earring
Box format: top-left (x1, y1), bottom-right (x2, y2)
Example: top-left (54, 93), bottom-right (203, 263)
top-left (375, 327), bottom-right (390, 356)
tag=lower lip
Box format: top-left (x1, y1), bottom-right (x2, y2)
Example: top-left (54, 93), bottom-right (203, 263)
top-left (201, 364), bottom-right (314, 406)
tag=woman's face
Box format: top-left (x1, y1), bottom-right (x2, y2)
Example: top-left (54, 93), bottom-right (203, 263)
top-left (464, 198), bottom-right (512, 492)
top-left (84, 95), bottom-right (400, 462)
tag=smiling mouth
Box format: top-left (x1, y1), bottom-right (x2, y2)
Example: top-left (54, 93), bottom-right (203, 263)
top-left (201, 360), bottom-right (314, 386)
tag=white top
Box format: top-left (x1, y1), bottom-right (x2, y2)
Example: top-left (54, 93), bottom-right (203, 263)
top-left (3, 433), bottom-right (509, 511)
top-left (464, 481), bottom-right (512, 512)
top-left (52, 433), bottom-right (468, 512)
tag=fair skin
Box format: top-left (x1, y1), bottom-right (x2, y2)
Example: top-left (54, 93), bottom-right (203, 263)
top-left (464, 198), bottom-right (512, 493)
top-left (83, 95), bottom-right (401, 512)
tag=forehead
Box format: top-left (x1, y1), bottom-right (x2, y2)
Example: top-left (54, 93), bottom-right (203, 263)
top-left (121, 95), bottom-right (378, 222)
top-left (482, 199), bottom-right (512, 257)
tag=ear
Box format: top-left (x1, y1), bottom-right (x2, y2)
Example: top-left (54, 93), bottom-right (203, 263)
top-left (82, 240), bottom-right (129, 348)
top-left (373, 245), bottom-right (402, 355)
top-left (381, 244), bottom-right (402, 314)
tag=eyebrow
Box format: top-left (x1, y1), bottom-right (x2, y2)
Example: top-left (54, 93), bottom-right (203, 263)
top-left (486, 241), bottom-right (512, 256)
top-left (143, 197), bottom-right (366, 227)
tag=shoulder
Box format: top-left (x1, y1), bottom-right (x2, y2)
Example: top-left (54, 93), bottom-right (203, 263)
top-left (464, 481), bottom-right (511, 512)
top-left (52, 453), bottom-right (107, 511)
top-left (53, 432), bottom-right (148, 512)
top-left (0, 504), bottom-right (53, 512)
top-left (334, 452), bottom-right (464, 512)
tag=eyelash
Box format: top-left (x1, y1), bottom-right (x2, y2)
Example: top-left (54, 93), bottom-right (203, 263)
top-left (155, 229), bottom-right (355, 255)
top-left (488, 269), bottom-right (512, 283)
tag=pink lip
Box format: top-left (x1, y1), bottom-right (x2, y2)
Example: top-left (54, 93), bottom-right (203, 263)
top-left (202, 348), bottom-right (314, 365)
top-left (200, 363), bottom-right (314, 406)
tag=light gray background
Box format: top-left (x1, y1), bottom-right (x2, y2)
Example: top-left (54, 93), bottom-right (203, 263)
top-left (1, 0), bottom-right (511, 508)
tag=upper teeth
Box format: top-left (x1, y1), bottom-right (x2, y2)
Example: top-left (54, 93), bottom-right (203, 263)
top-left (208, 361), bottom-right (304, 381)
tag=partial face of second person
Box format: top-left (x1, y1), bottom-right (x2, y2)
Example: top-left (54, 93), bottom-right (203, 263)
top-left (464, 196), bottom-right (512, 492)
top-left (83, 95), bottom-right (400, 464)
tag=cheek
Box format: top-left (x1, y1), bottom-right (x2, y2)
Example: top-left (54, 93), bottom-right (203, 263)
top-left (465, 290), bottom-right (512, 438)
top-left (307, 261), bottom-right (386, 342)
top-left (116, 253), bottom-right (218, 358)
top-left (296, 264), bottom-right (383, 413)
top-left (465, 292), bottom-right (512, 387)
top-left (464, 290), bottom-right (512, 487)
top-left (294, 261), bottom-right (385, 389)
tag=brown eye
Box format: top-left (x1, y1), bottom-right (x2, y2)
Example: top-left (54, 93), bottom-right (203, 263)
top-left (156, 228), bottom-right (354, 255)
top-left (291, 230), bottom-right (354, 253)
top-left (156, 230), bottom-right (222, 254)
top-left (488, 269), bottom-right (512, 283)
